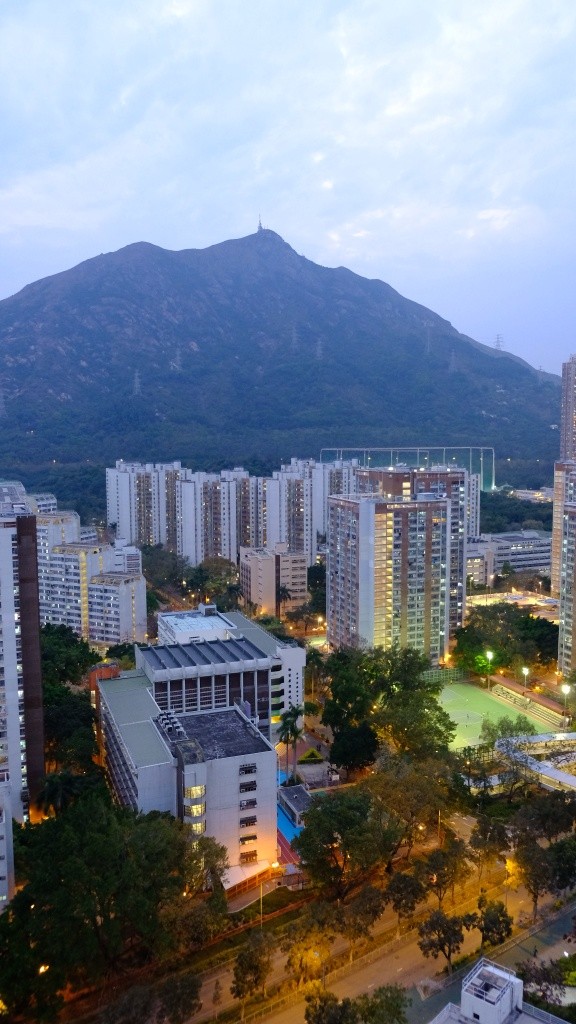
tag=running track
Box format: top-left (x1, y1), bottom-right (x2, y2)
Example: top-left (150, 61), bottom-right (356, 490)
top-left (277, 829), bottom-right (299, 865)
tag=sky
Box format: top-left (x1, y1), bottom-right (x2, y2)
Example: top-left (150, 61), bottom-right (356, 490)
top-left (1, 0), bottom-right (576, 374)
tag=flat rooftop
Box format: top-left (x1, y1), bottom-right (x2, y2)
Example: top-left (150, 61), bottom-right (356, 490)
top-left (138, 635), bottom-right (270, 673)
top-left (168, 708), bottom-right (272, 765)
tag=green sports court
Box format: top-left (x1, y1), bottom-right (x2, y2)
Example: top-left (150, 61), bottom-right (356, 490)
top-left (440, 681), bottom-right (546, 749)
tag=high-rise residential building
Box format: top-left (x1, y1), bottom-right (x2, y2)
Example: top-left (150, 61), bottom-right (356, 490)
top-left (561, 355), bottom-right (576, 461)
top-left (0, 485), bottom-right (45, 904)
top-left (355, 464), bottom-right (471, 636)
top-left (552, 461), bottom-right (576, 598)
top-left (239, 542), bottom-right (308, 617)
top-left (106, 460), bottom-right (186, 548)
top-left (36, 512), bottom-right (146, 648)
top-left (327, 493), bottom-right (450, 663)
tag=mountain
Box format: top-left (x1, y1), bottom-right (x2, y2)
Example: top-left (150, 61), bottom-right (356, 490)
top-left (0, 228), bottom-right (561, 499)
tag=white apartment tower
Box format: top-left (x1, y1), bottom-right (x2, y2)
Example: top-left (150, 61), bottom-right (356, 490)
top-left (327, 494), bottom-right (450, 664)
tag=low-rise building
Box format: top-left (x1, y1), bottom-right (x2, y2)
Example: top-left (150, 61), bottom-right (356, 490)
top-left (98, 672), bottom-right (277, 887)
top-left (426, 958), bottom-right (562, 1024)
top-left (154, 607), bottom-right (305, 737)
top-left (467, 530), bottom-right (551, 585)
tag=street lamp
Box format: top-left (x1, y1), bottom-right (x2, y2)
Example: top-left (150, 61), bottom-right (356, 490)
top-left (486, 650), bottom-right (493, 687)
top-left (562, 683), bottom-right (571, 714)
top-left (522, 666), bottom-right (529, 689)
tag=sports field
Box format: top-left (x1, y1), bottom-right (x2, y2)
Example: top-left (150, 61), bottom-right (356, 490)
top-left (440, 681), bottom-right (545, 749)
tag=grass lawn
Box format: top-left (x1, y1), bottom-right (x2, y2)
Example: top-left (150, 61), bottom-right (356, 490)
top-left (440, 681), bottom-right (545, 749)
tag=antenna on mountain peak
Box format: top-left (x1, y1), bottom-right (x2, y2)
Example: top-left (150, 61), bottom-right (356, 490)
top-left (258, 215), bottom-right (263, 232)
top-left (495, 333), bottom-right (503, 351)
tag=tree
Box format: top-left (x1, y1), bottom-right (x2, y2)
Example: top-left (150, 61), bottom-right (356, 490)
top-left (377, 690), bottom-right (455, 758)
top-left (363, 754), bottom-right (450, 858)
top-left (517, 958), bottom-right (566, 1005)
top-left (479, 714), bottom-right (537, 747)
top-left (35, 770), bottom-right (83, 817)
top-left (212, 978), bottom-right (223, 1007)
top-left (339, 886), bottom-right (386, 961)
top-left (292, 790), bottom-right (400, 897)
top-left (418, 910), bottom-right (474, 974)
top-left (511, 791), bottom-right (576, 845)
top-left (304, 985), bottom-right (410, 1024)
top-left (515, 842), bottom-right (553, 921)
top-left (40, 623), bottom-right (98, 687)
top-left (548, 836), bottom-right (576, 894)
top-left (305, 990), bottom-right (358, 1024)
top-left (415, 838), bottom-right (471, 909)
top-left (330, 721), bottom-right (379, 772)
top-left (384, 872), bottom-right (426, 936)
top-left (469, 816), bottom-right (509, 882)
top-left (476, 892), bottom-right (513, 947)
top-left (453, 602), bottom-right (556, 671)
top-left (283, 909), bottom-right (336, 988)
top-left (0, 796), bottom-right (188, 1011)
top-left (277, 585), bottom-right (292, 617)
top-left (155, 971), bottom-right (202, 1024)
top-left (231, 932), bottom-right (274, 1017)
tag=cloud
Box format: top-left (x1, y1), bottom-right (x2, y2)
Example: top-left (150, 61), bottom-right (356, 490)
top-left (1, 0), bottom-right (576, 369)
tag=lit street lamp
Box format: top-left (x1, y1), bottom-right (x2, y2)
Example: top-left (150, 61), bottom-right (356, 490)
top-left (486, 650), bottom-right (493, 688)
top-left (522, 666), bottom-right (529, 689)
top-left (562, 683), bottom-right (571, 714)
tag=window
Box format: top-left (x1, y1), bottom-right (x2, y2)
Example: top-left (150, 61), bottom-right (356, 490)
top-left (183, 785), bottom-right (206, 800)
top-left (239, 780), bottom-right (257, 793)
top-left (240, 850), bottom-right (258, 864)
top-left (239, 764), bottom-right (257, 776)
top-left (239, 834), bottom-right (257, 845)
top-left (240, 816), bottom-right (257, 827)
top-left (240, 799), bottom-right (257, 809)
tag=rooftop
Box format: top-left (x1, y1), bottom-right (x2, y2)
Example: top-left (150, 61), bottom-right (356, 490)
top-left (138, 634), bottom-right (270, 673)
top-left (166, 708), bottom-right (272, 764)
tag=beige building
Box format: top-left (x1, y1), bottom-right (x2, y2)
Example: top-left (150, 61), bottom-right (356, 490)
top-left (239, 542), bottom-right (308, 617)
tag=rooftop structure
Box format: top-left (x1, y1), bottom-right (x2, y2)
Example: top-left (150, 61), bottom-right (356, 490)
top-left (141, 609), bottom-right (305, 740)
top-left (427, 958), bottom-right (563, 1024)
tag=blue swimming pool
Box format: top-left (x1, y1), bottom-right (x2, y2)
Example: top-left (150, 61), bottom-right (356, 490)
top-left (277, 804), bottom-right (302, 843)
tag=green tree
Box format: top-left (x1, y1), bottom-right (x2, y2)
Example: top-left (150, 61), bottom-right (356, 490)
top-left (469, 816), bottom-right (510, 882)
top-left (517, 958), bottom-right (566, 1005)
top-left (283, 909), bottom-right (336, 988)
top-left (475, 892), bottom-right (513, 947)
top-left (516, 842), bottom-right (553, 921)
top-left (363, 754), bottom-right (450, 858)
top-left (548, 836), bottom-right (576, 893)
top-left (330, 721), bottom-right (379, 772)
top-left (384, 872), bottom-right (426, 936)
top-left (155, 971), bottom-right (202, 1024)
top-left (231, 932), bottom-right (274, 1016)
top-left (41, 623), bottom-right (98, 687)
top-left (35, 770), bottom-right (83, 818)
top-left (377, 690), bottom-right (455, 758)
top-left (479, 714), bottom-right (536, 747)
top-left (418, 910), bottom-right (474, 974)
top-left (292, 790), bottom-right (399, 897)
top-left (339, 886), bottom-right (386, 961)
top-left (511, 791), bottom-right (576, 844)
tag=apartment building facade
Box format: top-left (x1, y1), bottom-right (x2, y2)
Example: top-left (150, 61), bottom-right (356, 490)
top-left (327, 493), bottom-right (450, 664)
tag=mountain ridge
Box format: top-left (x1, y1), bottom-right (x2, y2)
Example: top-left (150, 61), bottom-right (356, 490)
top-left (0, 228), bottom-right (561, 489)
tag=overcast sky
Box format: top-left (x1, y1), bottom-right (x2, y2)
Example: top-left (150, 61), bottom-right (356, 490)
top-left (1, 0), bottom-right (575, 373)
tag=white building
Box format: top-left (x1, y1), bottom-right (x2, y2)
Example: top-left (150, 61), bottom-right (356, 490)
top-left (327, 493), bottom-right (450, 664)
top-left (467, 531), bottom-right (551, 586)
top-left (427, 958), bottom-right (562, 1024)
top-left (98, 673), bottom-right (277, 886)
top-left (88, 573), bottom-right (147, 647)
top-left (146, 607), bottom-right (305, 738)
top-left (35, 512), bottom-right (146, 648)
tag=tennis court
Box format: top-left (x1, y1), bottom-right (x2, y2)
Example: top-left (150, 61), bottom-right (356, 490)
top-left (440, 681), bottom-right (545, 748)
